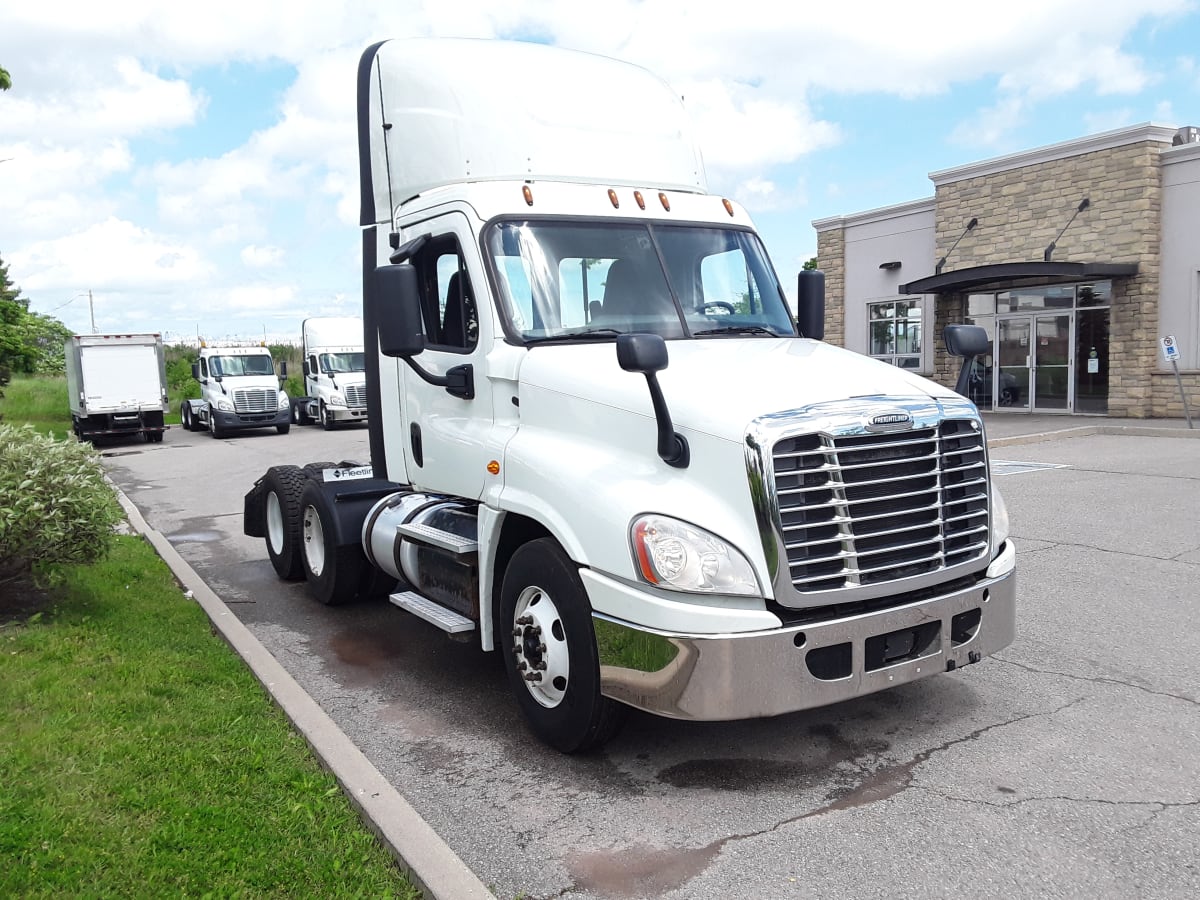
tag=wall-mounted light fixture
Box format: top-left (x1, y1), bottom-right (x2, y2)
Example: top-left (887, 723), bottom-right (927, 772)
top-left (879, 261), bottom-right (902, 270)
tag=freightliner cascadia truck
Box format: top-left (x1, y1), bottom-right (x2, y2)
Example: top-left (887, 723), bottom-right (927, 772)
top-left (181, 342), bottom-right (291, 438)
top-left (244, 38), bottom-right (1016, 753)
top-left (290, 316), bottom-right (369, 429)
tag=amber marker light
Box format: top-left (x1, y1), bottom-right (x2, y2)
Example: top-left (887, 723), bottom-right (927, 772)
top-left (632, 519), bottom-right (660, 585)
top-left (522, 184), bottom-right (534, 206)
top-left (634, 190), bottom-right (646, 210)
top-left (608, 188), bottom-right (620, 208)
top-left (722, 198), bottom-right (735, 216)
top-left (658, 192), bottom-right (671, 211)
top-left (487, 460), bottom-right (500, 475)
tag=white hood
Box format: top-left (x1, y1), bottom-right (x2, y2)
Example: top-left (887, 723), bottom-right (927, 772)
top-left (517, 338), bottom-right (962, 442)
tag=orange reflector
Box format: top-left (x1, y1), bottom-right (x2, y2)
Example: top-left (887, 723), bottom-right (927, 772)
top-left (522, 185), bottom-right (534, 206)
top-left (722, 198), bottom-right (735, 216)
top-left (608, 189), bottom-right (619, 208)
top-left (634, 191), bottom-right (646, 210)
top-left (487, 460), bottom-right (500, 475)
top-left (659, 192), bottom-right (671, 212)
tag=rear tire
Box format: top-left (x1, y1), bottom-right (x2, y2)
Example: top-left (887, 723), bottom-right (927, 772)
top-left (299, 481), bottom-right (365, 606)
top-left (263, 465), bottom-right (307, 580)
top-left (499, 538), bottom-right (628, 753)
top-left (181, 404), bottom-right (195, 432)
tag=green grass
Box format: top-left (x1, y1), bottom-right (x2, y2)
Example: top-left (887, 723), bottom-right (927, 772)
top-left (0, 375), bottom-right (71, 438)
top-left (0, 537), bottom-right (422, 898)
top-left (1, 374), bottom-right (186, 433)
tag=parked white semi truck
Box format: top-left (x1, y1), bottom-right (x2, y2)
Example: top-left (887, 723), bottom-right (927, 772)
top-left (244, 38), bottom-right (1016, 753)
top-left (181, 342), bottom-right (291, 438)
top-left (290, 316), bottom-right (369, 429)
top-left (65, 332), bottom-right (168, 442)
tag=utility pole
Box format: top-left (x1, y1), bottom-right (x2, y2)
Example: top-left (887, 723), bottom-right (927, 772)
top-left (89, 289), bottom-right (96, 333)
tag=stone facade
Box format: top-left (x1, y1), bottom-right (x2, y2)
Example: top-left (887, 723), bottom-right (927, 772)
top-left (816, 228), bottom-right (845, 349)
top-left (933, 139), bottom-right (1169, 417)
top-left (1151, 372), bottom-right (1200, 419)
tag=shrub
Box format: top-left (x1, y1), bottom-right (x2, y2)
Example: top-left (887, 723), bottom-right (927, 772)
top-left (0, 424), bottom-right (122, 585)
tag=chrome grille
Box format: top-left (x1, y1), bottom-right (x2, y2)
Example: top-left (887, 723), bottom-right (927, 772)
top-left (344, 384), bottom-right (367, 408)
top-left (772, 420), bottom-right (989, 594)
top-left (232, 388), bottom-right (277, 413)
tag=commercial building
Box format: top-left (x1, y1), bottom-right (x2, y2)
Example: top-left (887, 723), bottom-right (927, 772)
top-left (813, 123), bottom-right (1200, 417)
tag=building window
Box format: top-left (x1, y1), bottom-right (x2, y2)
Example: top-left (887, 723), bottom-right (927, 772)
top-left (869, 299), bottom-right (922, 369)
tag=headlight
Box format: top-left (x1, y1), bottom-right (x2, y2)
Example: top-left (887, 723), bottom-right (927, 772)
top-left (328, 394), bottom-right (346, 407)
top-left (278, 392), bottom-right (289, 409)
top-left (215, 398), bottom-right (234, 411)
top-left (990, 482), bottom-right (1010, 553)
top-left (630, 514), bottom-right (759, 596)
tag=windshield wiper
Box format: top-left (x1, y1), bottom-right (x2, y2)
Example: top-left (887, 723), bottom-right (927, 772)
top-left (525, 328), bottom-right (624, 344)
top-left (692, 325), bottom-right (781, 337)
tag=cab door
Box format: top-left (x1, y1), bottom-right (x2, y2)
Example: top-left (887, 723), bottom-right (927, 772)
top-left (397, 212), bottom-right (494, 499)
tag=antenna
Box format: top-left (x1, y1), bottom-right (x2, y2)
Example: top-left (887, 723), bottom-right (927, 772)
top-left (375, 61), bottom-right (399, 249)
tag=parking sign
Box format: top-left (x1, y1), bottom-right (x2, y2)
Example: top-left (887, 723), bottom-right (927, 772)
top-left (1161, 335), bottom-right (1180, 362)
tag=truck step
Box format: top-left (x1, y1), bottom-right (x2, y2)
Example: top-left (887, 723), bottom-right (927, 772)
top-left (395, 522), bottom-right (478, 556)
top-left (388, 591), bottom-right (476, 634)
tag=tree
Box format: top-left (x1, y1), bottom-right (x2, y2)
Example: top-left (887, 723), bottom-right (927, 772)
top-left (0, 255), bottom-right (35, 378)
top-left (0, 65), bottom-right (11, 91)
top-left (802, 256), bottom-right (819, 271)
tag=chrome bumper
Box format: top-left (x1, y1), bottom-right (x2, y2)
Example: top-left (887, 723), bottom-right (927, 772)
top-left (594, 552), bottom-right (1016, 721)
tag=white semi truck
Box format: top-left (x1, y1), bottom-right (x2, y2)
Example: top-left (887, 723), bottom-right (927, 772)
top-left (290, 316), bottom-right (369, 429)
top-left (65, 332), bottom-right (168, 443)
top-left (244, 38), bottom-right (1016, 753)
top-left (181, 342), bottom-right (291, 438)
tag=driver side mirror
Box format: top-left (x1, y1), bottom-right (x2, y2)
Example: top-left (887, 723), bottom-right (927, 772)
top-left (796, 270), bottom-right (825, 340)
top-left (278, 361), bottom-right (288, 379)
top-left (944, 324), bottom-right (990, 398)
top-left (373, 264), bottom-right (425, 357)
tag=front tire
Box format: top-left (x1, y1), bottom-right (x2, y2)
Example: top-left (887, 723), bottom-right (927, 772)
top-left (499, 538), bottom-right (627, 753)
top-left (299, 481), bottom-right (365, 606)
top-left (210, 415), bottom-right (225, 439)
top-left (263, 465), bottom-right (307, 580)
top-left (276, 423), bottom-right (290, 435)
top-left (320, 401), bottom-right (336, 431)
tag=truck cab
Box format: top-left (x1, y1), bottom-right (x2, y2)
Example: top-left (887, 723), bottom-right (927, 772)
top-left (244, 38), bottom-right (1016, 753)
top-left (291, 316), bottom-right (369, 429)
top-left (183, 343), bottom-right (291, 438)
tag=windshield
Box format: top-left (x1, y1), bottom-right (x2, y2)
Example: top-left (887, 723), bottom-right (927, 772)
top-left (485, 220), bottom-right (795, 342)
top-left (319, 352), bottom-right (365, 374)
top-left (209, 354), bottom-right (275, 377)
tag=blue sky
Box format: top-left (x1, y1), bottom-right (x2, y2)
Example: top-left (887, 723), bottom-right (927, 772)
top-left (1, 0), bottom-right (1197, 342)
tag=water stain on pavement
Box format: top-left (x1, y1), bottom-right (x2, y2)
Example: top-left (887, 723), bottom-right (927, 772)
top-left (566, 843), bottom-right (722, 899)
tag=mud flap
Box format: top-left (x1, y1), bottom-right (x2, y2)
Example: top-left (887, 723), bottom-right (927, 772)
top-left (243, 475), bottom-right (268, 537)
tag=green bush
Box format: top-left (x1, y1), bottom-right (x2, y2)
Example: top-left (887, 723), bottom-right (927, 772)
top-left (0, 424), bottom-right (122, 585)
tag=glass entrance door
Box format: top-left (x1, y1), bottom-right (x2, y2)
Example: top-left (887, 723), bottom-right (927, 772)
top-left (996, 318), bottom-right (1031, 410)
top-left (1032, 313), bottom-right (1071, 411)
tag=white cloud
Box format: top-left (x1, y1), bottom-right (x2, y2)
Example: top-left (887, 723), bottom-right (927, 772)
top-left (11, 217), bottom-right (211, 294)
top-left (241, 245), bottom-right (285, 268)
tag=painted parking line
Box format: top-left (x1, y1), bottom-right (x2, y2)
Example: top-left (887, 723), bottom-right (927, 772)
top-left (990, 459), bottom-right (1072, 476)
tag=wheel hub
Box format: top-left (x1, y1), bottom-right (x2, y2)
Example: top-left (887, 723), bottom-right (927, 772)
top-left (511, 586), bottom-right (569, 708)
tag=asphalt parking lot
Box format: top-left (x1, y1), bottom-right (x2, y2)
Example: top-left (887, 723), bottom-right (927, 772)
top-left (100, 417), bottom-right (1200, 900)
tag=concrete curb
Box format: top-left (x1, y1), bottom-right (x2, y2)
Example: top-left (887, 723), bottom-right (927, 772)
top-left (112, 487), bottom-right (496, 900)
top-left (986, 423), bottom-right (1200, 448)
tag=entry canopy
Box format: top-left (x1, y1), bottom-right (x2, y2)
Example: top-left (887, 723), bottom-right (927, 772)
top-left (357, 38), bottom-right (707, 227)
top-left (899, 261), bottom-right (1138, 295)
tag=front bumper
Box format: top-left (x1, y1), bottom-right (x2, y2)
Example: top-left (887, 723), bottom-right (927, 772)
top-left (330, 406), bottom-right (368, 423)
top-left (592, 542), bottom-right (1016, 721)
top-left (214, 408), bottom-right (290, 430)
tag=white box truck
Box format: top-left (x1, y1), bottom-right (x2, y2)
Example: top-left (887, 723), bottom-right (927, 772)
top-left (181, 342), bottom-right (291, 438)
top-left (290, 316), bottom-right (369, 429)
top-left (65, 332), bottom-right (168, 443)
top-left (244, 38), bottom-right (1016, 753)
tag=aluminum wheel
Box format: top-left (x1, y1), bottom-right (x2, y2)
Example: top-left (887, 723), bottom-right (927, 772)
top-left (302, 503), bottom-right (326, 577)
top-left (266, 491), bottom-right (285, 555)
top-left (512, 584), bottom-right (570, 708)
